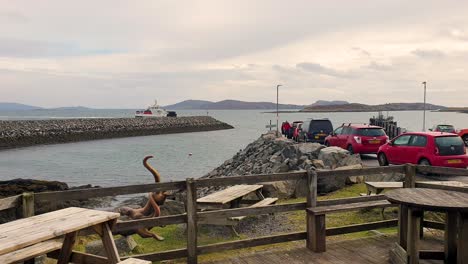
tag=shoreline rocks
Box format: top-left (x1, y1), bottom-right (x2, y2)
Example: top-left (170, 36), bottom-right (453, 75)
top-left (0, 116), bottom-right (233, 150)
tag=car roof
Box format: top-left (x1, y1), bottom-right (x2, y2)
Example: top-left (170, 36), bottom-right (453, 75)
top-left (400, 131), bottom-right (459, 137)
top-left (342, 124), bottom-right (382, 129)
top-left (305, 118), bottom-right (330, 121)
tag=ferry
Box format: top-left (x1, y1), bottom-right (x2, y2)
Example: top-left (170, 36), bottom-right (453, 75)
top-left (135, 100), bottom-right (177, 118)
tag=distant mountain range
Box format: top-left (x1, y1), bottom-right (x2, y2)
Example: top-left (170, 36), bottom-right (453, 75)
top-left (164, 99), bottom-right (306, 110)
top-left (0, 102), bottom-right (91, 111)
top-left (301, 102), bottom-right (447, 112)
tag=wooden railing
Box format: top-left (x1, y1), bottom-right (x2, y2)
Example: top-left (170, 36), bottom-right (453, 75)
top-left (0, 164), bottom-right (467, 263)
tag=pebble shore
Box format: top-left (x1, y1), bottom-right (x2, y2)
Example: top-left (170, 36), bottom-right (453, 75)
top-left (0, 116), bottom-right (233, 149)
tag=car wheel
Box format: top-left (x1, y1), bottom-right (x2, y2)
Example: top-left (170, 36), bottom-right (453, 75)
top-left (463, 135), bottom-right (468, 147)
top-left (378, 153), bottom-right (389, 166)
top-left (347, 145), bottom-right (354, 154)
top-left (418, 158), bottom-right (431, 166)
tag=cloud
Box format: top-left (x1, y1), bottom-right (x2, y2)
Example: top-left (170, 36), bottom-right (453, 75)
top-left (296, 62), bottom-right (354, 78)
top-left (411, 49), bottom-right (445, 59)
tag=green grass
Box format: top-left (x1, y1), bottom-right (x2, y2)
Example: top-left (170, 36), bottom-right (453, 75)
top-left (72, 183), bottom-right (401, 263)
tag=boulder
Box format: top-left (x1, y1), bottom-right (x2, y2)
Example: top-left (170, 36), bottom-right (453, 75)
top-left (296, 143), bottom-right (325, 158)
top-left (318, 147), bottom-right (362, 169)
top-left (261, 181), bottom-right (296, 199)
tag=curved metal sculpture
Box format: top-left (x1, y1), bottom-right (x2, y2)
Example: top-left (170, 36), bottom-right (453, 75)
top-left (118, 155), bottom-right (168, 241)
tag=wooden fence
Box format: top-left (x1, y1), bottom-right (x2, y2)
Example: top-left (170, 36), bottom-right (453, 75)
top-left (1, 165), bottom-right (467, 263)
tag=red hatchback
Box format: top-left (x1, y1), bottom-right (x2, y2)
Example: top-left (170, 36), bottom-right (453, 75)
top-left (377, 132), bottom-right (468, 168)
top-left (324, 124), bottom-right (388, 154)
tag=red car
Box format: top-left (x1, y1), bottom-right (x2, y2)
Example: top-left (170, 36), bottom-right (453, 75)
top-left (324, 124), bottom-right (388, 154)
top-left (377, 132), bottom-right (468, 168)
top-left (459, 129), bottom-right (468, 146)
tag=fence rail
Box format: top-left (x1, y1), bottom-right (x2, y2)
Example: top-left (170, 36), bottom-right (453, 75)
top-left (1, 164), bottom-right (467, 263)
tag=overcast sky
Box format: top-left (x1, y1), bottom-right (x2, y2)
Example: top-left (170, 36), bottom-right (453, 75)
top-left (1, 1), bottom-right (468, 108)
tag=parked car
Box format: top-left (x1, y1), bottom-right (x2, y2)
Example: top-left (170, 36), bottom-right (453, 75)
top-left (324, 124), bottom-right (388, 154)
top-left (429, 124), bottom-right (456, 133)
top-left (288, 121), bottom-right (303, 139)
top-left (458, 129), bottom-right (468, 146)
top-left (377, 132), bottom-right (468, 168)
top-left (299, 118), bottom-right (333, 144)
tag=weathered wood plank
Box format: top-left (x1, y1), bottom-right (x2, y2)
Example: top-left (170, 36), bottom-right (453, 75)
top-left (196, 172), bottom-right (307, 187)
top-left (445, 211), bottom-right (457, 264)
top-left (0, 238), bottom-right (62, 264)
top-left (417, 165), bottom-right (468, 176)
top-left (197, 185), bottom-right (263, 204)
top-left (398, 205), bottom-right (408, 250)
top-left (198, 203), bottom-right (305, 221)
top-left (120, 248), bottom-right (187, 262)
top-left (308, 214), bottom-right (326, 252)
top-left (404, 164), bottom-right (416, 188)
top-left (317, 165), bottom-right (405, 179)
top-left (57, 231), bottom-right (77, 264)
top-left (119, 258), bottom-right (152, 264)
top-left (34, 181), bottom-right (186, 202)
top-left (326, 219), bottom-right (398, 236)
top-left (416, 181), bottom-right (468, 193)
top-left (114, 214), bottom-right (186, 233)
top-left (197, 232), bottom-right (306, 255)
top-left (422, 220), bottom-right (444, 230)
top-left (407, 208), bottom-right (422, 264)
top-left (100, 222), bottom-right (120, 264)
top-left (186, 178), bottom-right (198, 264)
top-left (22, 192), bottom-right (34, 218)
top-left (0, 195), bottom-right (21, 211)
top-left (48, 250), bottom-right (109, 264)
top-left (307, 200), bottom-right (394, 215)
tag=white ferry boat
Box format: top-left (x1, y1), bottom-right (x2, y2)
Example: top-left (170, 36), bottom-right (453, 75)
top-left (135, 100), bottom-right (176, 118)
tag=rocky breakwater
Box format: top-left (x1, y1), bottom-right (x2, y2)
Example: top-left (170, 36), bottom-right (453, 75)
top-left (0, 116), bottom-right (233, 149)
top-left (200, 132), bottom-right (403, 198)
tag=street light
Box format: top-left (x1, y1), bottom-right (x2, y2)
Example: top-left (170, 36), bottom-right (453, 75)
top-left (422, 81), bottom-right (427, 131)
top-left (276, 84), bottom-right (282, 136)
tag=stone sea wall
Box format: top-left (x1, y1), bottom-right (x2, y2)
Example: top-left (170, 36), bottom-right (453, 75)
top-left (0, 116), bottom-right (233, 149)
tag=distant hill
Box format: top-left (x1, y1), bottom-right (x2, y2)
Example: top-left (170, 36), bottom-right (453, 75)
top-left (49, 106), bottom-right (92, 110)
top-left (308, 100), bottom-right (349, 107)
top-left (164, 100), bottom-right (214, 110)
top-left (165, 99), bottom-right (304, 110)
top-left (301, 102), bottom-right (447, 112)
top-left (0, 102), bottom-right (42, 111)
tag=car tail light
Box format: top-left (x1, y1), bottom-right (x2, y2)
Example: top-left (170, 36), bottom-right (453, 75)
top-left (435, 147), bottom-right (439, 155)
top-left (354, 136), bottom-right (362, 144)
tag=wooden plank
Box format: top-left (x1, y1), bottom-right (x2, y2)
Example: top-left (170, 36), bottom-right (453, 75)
top-left (307, 200), bottom-right (394, 215)
top-left (317, 194), bottom-right (388, 206)
top-left (100, 222), bottom-right (120, 263)
top-left (22, 192), bottom-right (34, 218)
top-left (404, 164), bottom-right (416, 188)
top-left (307, 169), bottom-right (317, 208)
top-left (326, 219), bottom-right (398, 236)
top-left (390, 242), bottom-right (408, 264)
top-left (229, 198), bottom-right (278, 221)
top-left (57, 231), bottom-right (77, 264)
top-left (459, 212), bottom-right (468, 264)
top-left (186, 178), bottom-right (198, 264)
top-left (0, 238), bottom-right (62, 263)
top-left (398, 205), bottom-right (408, 250)
top-left (113, 214), bottom-right (187, 233)
top-left (308, 214), bottom-right (325, 252)
top-left (119, 248), bottom-right (187, 262)
top-left (385, 188), bottom-right (468, 212)
top-left (407, 208), bottom-right (422, 264)
top-left (416, 181), bottom-right (468, 193)
top-left (445, 211), bottom-right (457, 263)
top-left (317, 165), bottom-right (405, 179)
top-left (195, 172), bottom-right (307, 188)
top-left (417, 165), bottom-right (468, 176)
top-left (197, 232), bottom-right (306, 255)
top-left (0, 207), bottom-right (119, 255)
top-left (34, 181), bottom-right (186, 202)
top-left (0, 195), bottom-right (21, 211)
top-left (419, 250), bottom-right (445, 260)
top-left (365, 181), bottom-right (403, 189)
top-left (197, 185), bottom-right (263, 204)
top-left (422, 220), bottom-right (444, 230)
top-left (197, 203), bottom-right (305, 221)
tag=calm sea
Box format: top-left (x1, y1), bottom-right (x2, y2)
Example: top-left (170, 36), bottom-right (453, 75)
top-left (1, 109), bottom-right (467, 187)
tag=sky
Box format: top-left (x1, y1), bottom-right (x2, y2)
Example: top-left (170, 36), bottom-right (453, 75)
top-left (1, 0), bottom-right (468, 108)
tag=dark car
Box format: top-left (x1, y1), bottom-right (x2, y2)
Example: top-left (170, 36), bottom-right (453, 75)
top-left (429, 124), bottom-right (456, 133)
top-left (299, 118), bottom-right (333, 143)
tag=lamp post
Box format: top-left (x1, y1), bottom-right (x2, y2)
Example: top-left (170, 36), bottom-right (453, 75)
top-left (422, 81), bottom-right (427, 131)
top-left (276, 84), bottom-right (282, 136)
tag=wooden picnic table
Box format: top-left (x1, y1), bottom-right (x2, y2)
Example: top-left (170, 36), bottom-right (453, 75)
top-left (386, 188), bottom-right (468, 264)
top-left (0, 207), bottom-right (121, 264)
top-left (365, 181), bottom-right (403, 195)
top-left (197, 184), bottom-right (265, 210)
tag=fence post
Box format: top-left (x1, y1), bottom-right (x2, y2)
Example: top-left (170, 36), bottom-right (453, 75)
top-left (186, 178), bottom-right (198, 264)
top-left (306, 169), bottom-right (324, 252)
top-left (404, 164), bottom-right (416, 188)
top-left (22, 192), bottom-right (35, 218)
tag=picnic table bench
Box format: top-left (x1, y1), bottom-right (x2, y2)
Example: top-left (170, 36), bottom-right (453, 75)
top-left (0, 207), bottom-right (123, 264)
top-left (364, 181), bottom-right (403, 195)
top-left (197, 184), bottom-right (277, 228)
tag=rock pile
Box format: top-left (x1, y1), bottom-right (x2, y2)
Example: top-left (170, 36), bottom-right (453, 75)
top-left (0, 116), bottom-right (233, 149)
top-left (200, 132), bottom-right (363, 198)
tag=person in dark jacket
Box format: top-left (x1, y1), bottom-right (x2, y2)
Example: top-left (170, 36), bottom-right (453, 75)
top-left (282, 121), bottom-right (291, 137)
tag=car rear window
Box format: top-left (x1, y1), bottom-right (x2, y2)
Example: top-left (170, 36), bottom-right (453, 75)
top-left (437, 125), bottom-right (455, 132)
top-left (357, 128), bottom-right (386, 136)
top-left (309, 120), bottom-right (333, 133)
top-left (435, 136), bottom-right (465, 156)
